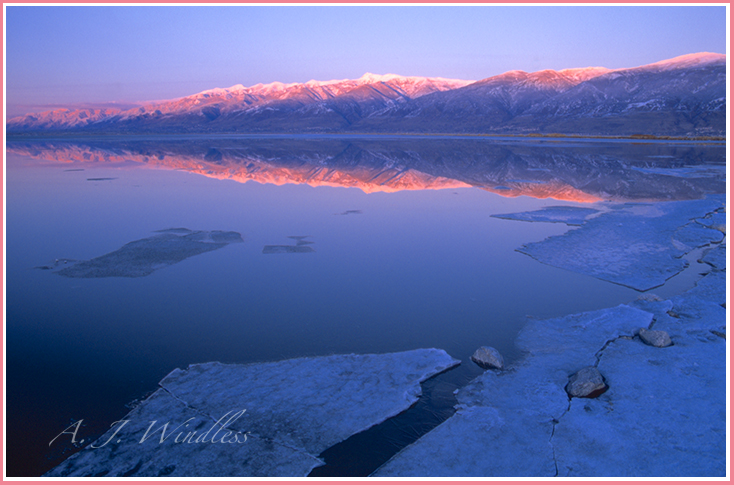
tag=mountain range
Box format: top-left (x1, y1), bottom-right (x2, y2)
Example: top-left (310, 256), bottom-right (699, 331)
top-left (6, 52), bottom-right (726, 137)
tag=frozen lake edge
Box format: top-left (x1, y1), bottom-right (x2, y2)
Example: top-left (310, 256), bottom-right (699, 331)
top-left (375, 198), bottom-right (727, 477)
top-left (45, 197), bottom-right (727, 477)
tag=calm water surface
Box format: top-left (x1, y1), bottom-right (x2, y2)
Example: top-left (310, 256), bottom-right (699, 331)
top-left (5, 136), bottom-right (725, 476)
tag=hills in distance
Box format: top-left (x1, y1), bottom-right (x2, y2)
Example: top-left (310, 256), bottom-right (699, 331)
top-left (7, 52), bottom-right (726, 137)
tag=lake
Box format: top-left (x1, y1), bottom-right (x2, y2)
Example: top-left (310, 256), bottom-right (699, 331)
top-left (4, 135), bottom-right (726, 476)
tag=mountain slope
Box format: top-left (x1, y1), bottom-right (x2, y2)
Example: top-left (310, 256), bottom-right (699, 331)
top-left (364, 52), bottom-right (726, 136)
top-left (6, 53), bottom-right (726, 136)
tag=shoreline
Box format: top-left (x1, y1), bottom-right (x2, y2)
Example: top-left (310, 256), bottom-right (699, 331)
top-left (5, 131), bottom-right (726, 144)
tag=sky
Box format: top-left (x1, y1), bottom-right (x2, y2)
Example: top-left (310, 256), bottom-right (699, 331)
top-left (4, 5), bottom-right (728, 118)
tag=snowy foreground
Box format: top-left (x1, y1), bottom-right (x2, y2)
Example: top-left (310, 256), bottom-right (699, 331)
top-left (47, 197), bottom-right (726, 477)
top-left (375, 197), bottom-right (727, 477)
top-left (46, 350), bottom-right (460, 476)
top-left (375, 271), bottom-right (726, 477)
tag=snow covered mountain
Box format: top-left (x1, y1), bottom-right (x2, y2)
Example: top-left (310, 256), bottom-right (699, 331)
top-left (6, 53), bottom-right (726, 137)
top-left (363, 53), bottom-right (726, 136)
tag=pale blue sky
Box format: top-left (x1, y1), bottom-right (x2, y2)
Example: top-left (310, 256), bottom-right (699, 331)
top-left (5, 5), bottom-right (727, 117)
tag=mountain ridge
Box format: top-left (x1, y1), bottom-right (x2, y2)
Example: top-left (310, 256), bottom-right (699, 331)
top-left (7, 52), bottom-right (726, 137)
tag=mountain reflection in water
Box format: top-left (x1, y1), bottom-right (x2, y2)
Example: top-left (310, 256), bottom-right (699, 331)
top-left (6, 136), bottom-right (725, 203)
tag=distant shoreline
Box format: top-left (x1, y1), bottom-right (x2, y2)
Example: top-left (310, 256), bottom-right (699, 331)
top-left (4, 132), bottom-right (726, 144)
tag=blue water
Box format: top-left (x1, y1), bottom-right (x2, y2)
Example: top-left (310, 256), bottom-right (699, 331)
top-left (4, 137), bottom-right (725, 476)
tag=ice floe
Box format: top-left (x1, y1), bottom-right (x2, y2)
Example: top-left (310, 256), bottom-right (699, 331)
top-left (263, 236), bottom-right (315, 254)
top-left (45, 349), bottom-right (459, 477)
top-left (492, 206), bottom-right (600, 226)
top-left (699, 243), bottom-right (726, 272)
top-left (512, 196), bottom-right (724, 291)
top-left (44, 229), bottom-right (243, 278)
top-left (695, 210), bottom-right (726, 233)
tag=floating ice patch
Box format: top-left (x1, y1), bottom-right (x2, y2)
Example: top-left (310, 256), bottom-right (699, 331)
top-left (155, 227), bottom-right (196, 234)
top-left (517, 197), bottom-right (724, 291)
top-left (287, 236), bottom-right (314, 246)
top-left (671, 223), bottom-right (724, 252)
top-left (492, 206), bottom-right (600, 226)
top-left (695, 211), bottom-right (726, 233)
top-left (699, 244), bottom-right (726, 272)
top-left (48, 230), bottom-right (243, 278)
top-left (45, 349), bottom-right (459, 477)
top-left (263, 246), bottom-right (315, 254)
top-left (34, 259), bottom-right (78, 271)
top-left (263, 236), bottom-right (315, 254)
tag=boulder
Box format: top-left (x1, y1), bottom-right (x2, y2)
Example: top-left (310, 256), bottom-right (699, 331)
top-left (471, 346), bottom-right (504, 370)
top-left (638, 328), bottom-right (673, 348)
top-left (566, 366), bottom-right (607, 398)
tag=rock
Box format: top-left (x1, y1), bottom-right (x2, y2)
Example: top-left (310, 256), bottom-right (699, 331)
top-left (471, 346), bottom-right (504, 370)
top-left (566, 366), bottom-right (607, 398)
top-left (638, 328), bottom-right (673, 348)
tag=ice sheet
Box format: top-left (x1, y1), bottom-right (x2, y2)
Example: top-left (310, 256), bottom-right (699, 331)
top-left (45, 349), bottom-right (460, 477)
top-left (492, 206), bottom-right (600, 226)
top-left (516, 197), bottom-right (724, 291)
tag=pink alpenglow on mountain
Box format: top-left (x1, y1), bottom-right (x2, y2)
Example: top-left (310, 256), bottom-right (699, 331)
top-left (6, 53), bottom-right (725, 137)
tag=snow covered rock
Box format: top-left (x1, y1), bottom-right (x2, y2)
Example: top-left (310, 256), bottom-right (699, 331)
top-left (470, 346), bottom-right (504, 370)
top-left (637, 328), bottom-right (673, 348)
top-left (566, 367), bottom-right (607, 398)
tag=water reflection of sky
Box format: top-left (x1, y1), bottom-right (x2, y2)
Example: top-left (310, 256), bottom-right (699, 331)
top-left (5, 138), bottom-right (726, 476)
